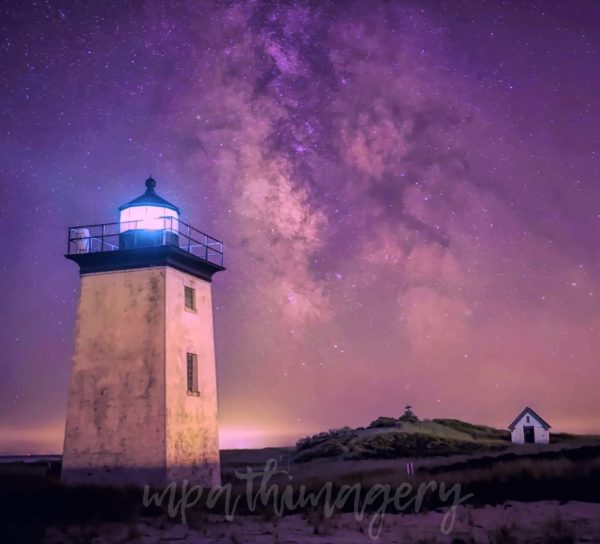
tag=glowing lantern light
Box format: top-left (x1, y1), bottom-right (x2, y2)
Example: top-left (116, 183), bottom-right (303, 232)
top-left (118, 177), bottom-right (180, 249)
top-left (119, 205), bottom-right (179, 233)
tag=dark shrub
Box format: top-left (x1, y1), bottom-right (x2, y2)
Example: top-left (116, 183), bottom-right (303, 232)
top-left (368, 416), bottom-right (399, 428)
top-left (398, 413), bottom-right (419, 424)
top-left (295, 442), bottom-right (345, 463)
top-left (296, 427), bottom-right (356, 452)
top-left (296, 432), bottom-right (332, 451)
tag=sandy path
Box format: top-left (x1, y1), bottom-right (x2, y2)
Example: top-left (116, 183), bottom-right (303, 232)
top-left (44, 500), bottom-right (600, 543)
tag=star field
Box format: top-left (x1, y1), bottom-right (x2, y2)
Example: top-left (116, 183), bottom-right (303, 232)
top-left (0, 1), bottom-right (599, 452)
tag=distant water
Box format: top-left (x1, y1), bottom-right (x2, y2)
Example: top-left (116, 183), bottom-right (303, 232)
top-left (0, 454), bottom-right (61, 463)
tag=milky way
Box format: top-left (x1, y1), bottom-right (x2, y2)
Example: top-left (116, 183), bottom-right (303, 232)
top-left (1, 1), bottom-right (599, 452)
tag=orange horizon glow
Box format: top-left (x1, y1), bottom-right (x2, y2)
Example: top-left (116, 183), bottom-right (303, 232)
top-left (2, 415), bottom-right (600, 457)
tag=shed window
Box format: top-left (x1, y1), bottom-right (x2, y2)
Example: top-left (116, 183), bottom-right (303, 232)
top-left (186, 353), bottom-right (199, 395)
top-left (526, 415), bottom-right (530, 423)
top-left (184, 286), bottom-right (196, 310)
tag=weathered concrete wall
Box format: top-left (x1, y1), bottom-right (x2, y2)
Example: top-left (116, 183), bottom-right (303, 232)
top-left (510, 413), bottom-right (550, 444)
top-left (62, 268), bottom-right (167, 486)
top-left (165, 268), bottom-right (221, 487)
top-left (62, 265), bottom-right (221, 488)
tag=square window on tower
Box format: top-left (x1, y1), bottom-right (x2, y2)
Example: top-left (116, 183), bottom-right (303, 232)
top-left (187, 353), bottom-right (199, 395)
top-left (184, 286), bottom-right (196, 311)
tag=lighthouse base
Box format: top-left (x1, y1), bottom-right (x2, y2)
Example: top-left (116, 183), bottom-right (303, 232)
top-left (61, 265), bottom-right (220, 488)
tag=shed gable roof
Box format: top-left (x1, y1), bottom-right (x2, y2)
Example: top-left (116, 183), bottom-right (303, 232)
top-left (508, 406), bottom-right (551, 431)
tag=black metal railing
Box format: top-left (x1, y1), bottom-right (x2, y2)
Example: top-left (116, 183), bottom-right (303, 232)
top-left (67, 218), bottom-right (224, 267)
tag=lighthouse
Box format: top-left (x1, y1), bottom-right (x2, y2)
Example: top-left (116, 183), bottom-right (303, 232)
top-left (62, 177), bottom-right (224, 487)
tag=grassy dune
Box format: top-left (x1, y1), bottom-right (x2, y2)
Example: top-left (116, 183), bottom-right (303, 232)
top-left (294, 418), bottom-right (511, 462)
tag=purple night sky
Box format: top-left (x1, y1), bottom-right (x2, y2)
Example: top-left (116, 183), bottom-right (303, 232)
top-left (1, 1), bottom-right (599, 453)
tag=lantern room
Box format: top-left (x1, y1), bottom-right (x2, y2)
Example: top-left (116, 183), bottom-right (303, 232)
top-left (118, 176), bottom-right (180, 249)
top-left (66, 176), bottom-right (224, 276)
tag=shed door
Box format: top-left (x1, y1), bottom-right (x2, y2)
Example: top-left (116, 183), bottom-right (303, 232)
top-left (523, 426), bottom-right (535, 443)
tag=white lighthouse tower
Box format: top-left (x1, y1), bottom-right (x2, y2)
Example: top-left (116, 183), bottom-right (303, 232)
top-left (62, 177), bottom-right (224, 487)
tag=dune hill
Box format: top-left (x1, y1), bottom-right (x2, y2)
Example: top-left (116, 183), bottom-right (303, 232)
top-left (294, 417), bottom-right (511, 462)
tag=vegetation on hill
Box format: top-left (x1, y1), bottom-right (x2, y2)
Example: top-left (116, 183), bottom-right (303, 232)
top-left (368, 405), bottom-right (420, 428)
top-left (350, 431), bottom-right (506, 459)
top-left (294, 411), bottom-right (511, 462)
top-left (431, 418), bottom-right (510, 441)
top-left (295, 426), bottom-right (356, 452)
top-left (368, 416), bottom-right (398, 428)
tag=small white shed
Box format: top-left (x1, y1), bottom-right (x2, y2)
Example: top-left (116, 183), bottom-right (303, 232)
top-left (508, 406), bottom-right (551, 444)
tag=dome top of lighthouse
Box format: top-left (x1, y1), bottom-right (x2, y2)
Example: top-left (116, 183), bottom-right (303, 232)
top-left (119, 176), bottom-right (180, 213)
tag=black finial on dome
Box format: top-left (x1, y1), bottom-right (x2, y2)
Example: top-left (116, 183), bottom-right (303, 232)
top-left (119, 175), bottom-right (179, 213)
top-left (145, 176), bottom-right (157, 191)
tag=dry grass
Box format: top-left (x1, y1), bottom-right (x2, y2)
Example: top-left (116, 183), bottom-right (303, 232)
top-left (540, 514), bottom-right (576, 544)
top-left (488, 522), bottom-right (519, 544)
top-left (1, 441), bottom-right (598, 542)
